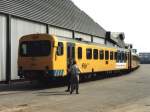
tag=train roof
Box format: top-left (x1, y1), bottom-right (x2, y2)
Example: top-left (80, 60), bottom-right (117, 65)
top-left (19, 34), bottom-right (129, 52)
top-left (57, 35), bottom-right (128, 52)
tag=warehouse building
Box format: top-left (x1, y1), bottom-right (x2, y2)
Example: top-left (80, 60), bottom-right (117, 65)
top-left (0, 0), bottom-right (107, 83)
top-left (0, 0), bottom-right (126, 83)
top-left (139, 53), bottom-right (150, 64)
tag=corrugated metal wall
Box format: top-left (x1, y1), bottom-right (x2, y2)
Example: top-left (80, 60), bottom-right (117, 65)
top-left (93, 36), bottom-right (105, 44)
top-left (0, 0), bottom-right (106, 37)
top-left (75, 32), bottom-right (91, 42)
top-left (0, 15), bottom-right (106, 82)
top-left (0, 0), bottom-right (107, 82)
top-left (49, 26), bottom-right (72, 38)
top-left (0, 14), bottom-right (6, 81)
top-left (11, 17), bottom-right (46, 80)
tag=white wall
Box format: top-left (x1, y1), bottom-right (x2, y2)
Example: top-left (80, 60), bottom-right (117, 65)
top-left (11, 17), bottom-right (46, 80)
top-left (93, 36), bottom-right (105, 44)
top-left (75, 32), bottom-right (91, 42)
top-left (0, 14), bottom-right (6, 81)
top-left (49, 26), bottom-right (72, 38)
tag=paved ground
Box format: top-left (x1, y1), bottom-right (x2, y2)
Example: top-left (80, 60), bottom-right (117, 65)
top-left (0, 64), bottom-right (150, 112)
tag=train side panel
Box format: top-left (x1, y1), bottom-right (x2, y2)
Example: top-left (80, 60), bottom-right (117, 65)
top-left (75, 43), bottom-right (117, 74)
top-left (18, 34), bottom-right (140, 81)
top-left (51, 41), bottom-right (67, 77)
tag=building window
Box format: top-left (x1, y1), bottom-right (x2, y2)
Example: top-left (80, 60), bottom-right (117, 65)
top-left (99, 50), bottom-right (104, 60)
top-left (86, 48), bottom-right (92, 59)
top-left (57, 42), bottom-right (63, 55)
top-left (105, 50), bottom-right (109, 60)
top-left (78, 47), bottom-right (82, 59)
top-left (110, 51), bottom-right (113, 60)
top-left (93, 49), bottom-right (98, 59)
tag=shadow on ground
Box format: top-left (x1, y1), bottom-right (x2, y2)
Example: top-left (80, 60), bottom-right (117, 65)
top-left (0, 71), bottom-right (133, 93)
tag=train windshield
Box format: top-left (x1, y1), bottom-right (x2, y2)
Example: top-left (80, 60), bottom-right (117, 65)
top-left (19, 40), bottom-right (51, 57)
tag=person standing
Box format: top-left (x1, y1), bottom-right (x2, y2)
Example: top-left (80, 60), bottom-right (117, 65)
top-left (70, 60), bottom-right (80, 94)
top-left (65, 62), bottom-right (71, 92)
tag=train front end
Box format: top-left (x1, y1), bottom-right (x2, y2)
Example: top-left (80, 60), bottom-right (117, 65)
top-left (18, 34), bottom-right (56, 81)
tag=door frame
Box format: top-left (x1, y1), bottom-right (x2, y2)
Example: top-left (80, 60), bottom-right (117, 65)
top-left (66, 42), bottom-right (75, 68)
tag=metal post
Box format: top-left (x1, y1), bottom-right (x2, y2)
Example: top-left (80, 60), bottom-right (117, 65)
top-left (91, 35), bottom-right (93, 42)
top-left (72, 31), bottom-right (75, 39)
top-left (46, 24), bottom-right (49, 34)
top-left (6, 14), bottom-right (11, 84)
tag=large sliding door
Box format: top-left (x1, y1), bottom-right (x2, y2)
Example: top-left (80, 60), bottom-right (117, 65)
top-left (0, 14), bottom-right (6, 81)
top-left (93, 36), bottom-right (105, 44)
top-left (49, 26), bottom-right (72, 38)
top-left (11, 17), bottom-right (46, 80)
top-left (75, 32), bottom-right (91, 42)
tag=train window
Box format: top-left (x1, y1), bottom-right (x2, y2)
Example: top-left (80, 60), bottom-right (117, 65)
top-left (20, 40), bottom-right (51, 57)
top-left (57, 42), bottom-right (63, 56)
top-left (110, 51), bottom-right (113, 60)
top-left (115, 52), bottom-right (117, 60)
top-left (124, 52), bottom-right (126, 62)
top-left (67, 46), bottom-right (75, 59)
top-left (105, 50), bottom-right (109, 60)
top-left (124, 53), bottom-right (126, 62)
top-left (99, 50), bottom-right (104, 59)
top-left (121, 52), bottom-right (125, 62)
top-left (120, 52), bottom-right (123, 62)
top-left (72, 47), bottom-right (75, 59)
top-left (119, 52), bottom-right (121, 62)
top-left (86, 48), bottom-right (92, 59)
top-left (117, 51), bottom-right (121, 62)
top-left (67, 46), bottom-right (70, 58)
top-left (78, 47), bottom-right (82, 59)
top-left (125, 53), bottom-right (127, 62)
top-left (93, 49), bottom-right (98, 59)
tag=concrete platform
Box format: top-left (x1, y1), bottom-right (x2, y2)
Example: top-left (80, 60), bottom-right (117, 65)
top-left (0, 64), bottom-right (150, 112)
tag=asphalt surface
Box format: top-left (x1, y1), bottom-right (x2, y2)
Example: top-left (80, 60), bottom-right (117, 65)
top-left (0, 64), bottom-right (150, 112)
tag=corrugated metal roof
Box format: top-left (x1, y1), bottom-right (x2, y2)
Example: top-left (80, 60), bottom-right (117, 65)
top-left (0, 0), bottom-right (106, 37)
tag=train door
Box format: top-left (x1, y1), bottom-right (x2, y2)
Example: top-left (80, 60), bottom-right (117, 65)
top-left (128, 51), bottom-right (132, 70)
top-left (104, 50), bottom-right (109, 70)
top-left (67, 43), bottom-right (75, 70)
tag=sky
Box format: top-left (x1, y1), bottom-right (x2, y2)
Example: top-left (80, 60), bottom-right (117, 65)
top-left (72, 0), bottom-right (150, 53)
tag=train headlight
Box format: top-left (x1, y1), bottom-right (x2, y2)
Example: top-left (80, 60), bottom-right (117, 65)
top-left (18, 67), bottom-right (23, 78)
top-left (45, 66), bottom-right (49, 74)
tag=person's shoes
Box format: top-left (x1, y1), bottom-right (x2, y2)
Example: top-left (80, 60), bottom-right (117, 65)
top-left (70, 91), bottom-right (72, 94)
top-left (76, 92), bottom-right (79, 94)
top-left (65, 90), bottom-right (70, 92)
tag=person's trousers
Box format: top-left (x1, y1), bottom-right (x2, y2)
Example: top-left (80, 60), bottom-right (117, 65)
top-left (70, 76), bottom-right (79, 93)
top-left (66, 74), bottom-right (71, 90)
top-left (67, 80), bottom-right (71, 90)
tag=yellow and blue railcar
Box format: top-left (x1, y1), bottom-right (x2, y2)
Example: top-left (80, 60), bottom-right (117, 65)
top-left (18, 34), bottom-right (139, 80)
